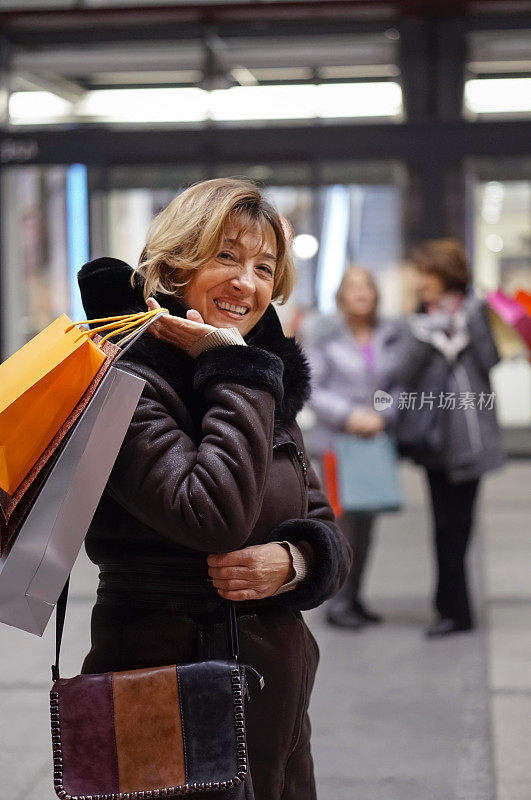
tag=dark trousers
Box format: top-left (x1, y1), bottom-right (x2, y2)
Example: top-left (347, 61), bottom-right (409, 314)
top-left (426, 469), bottom-right (480, 628)
top-left (331, 512), bottom-right (375, 606)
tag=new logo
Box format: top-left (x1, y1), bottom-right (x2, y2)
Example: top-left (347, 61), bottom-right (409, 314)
top-left (373, 390), bottom-right (393, 410)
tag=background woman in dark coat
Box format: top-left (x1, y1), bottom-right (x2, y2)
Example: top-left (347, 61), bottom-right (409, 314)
top-left (78, 178), bottom-right (351, 800)
top-left (395, 240), bottom-right (504, 637)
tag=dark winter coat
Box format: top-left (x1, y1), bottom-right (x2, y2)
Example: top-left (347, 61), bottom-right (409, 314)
top-left (394, 292), bottom-right (505, 482)
top-left (78, 257), bottom-right (351, 800)
top-left (78, 257), bottom-right (350, 611)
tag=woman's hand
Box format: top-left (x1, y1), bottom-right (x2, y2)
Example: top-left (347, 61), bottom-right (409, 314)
top-left (207, 543), bottom-right (295, 601)
top-left (345, 407), bottom-right (384, 437)
top-left (146, 297), bottom-right (216, 352)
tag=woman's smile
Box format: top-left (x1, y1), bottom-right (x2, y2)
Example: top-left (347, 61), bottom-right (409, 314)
top-left (212, 298), bottom-right (251, 318)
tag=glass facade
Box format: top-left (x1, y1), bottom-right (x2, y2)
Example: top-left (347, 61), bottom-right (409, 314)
top-left (1, 159), bottom-right (404, 349)
top-left (470, 162), bottom-right (531, 428)
top-left (1, 165), bottom-right (71, 357)
top-left (465, 29), bottom-right (531, 119)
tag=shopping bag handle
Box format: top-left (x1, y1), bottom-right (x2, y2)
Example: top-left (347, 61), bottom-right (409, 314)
top-left (65, 307), bottom-right (169, 350)
top-left (114, 308), bottom-right (169, 359)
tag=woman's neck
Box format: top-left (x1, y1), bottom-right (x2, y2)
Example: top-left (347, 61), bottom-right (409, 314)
top-left (345, 316), bottom-right (374, 343)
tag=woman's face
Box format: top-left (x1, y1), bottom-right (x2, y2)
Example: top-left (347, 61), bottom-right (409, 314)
top-left (338, 271), bottom-right (377, 321)
top-left (183, 221), bottom-right (277, 337)
top-left (416, 270), bottom-right (446, 305)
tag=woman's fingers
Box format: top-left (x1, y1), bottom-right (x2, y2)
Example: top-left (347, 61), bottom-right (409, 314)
top-left (217, 588), bottom-right (262, 602)
top-left (148, 297), bottom-right (206, 331)
top-left (144, 300), bottom-right (215, 351)
top-left (157, 314), bottom-right (211, 337)
top-left (211, 578), bottom-right (253, 591)
top-left (208, 548), bottom-right (259, 568)
top-left (187, 308), bottom-right (204, 324)
top-left (208, 544), bottom-right (291, 599)
top-left (208, 564), bottom-right (253, 580)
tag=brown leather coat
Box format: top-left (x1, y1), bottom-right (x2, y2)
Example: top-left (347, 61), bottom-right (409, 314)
top-left (79, 258), bottom-right (351, 800)
top-left (81, 258), bottom-right (351, 612)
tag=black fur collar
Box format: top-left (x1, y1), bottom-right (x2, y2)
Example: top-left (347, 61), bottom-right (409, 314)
top-left (78, 257), bottom-right (311, 426)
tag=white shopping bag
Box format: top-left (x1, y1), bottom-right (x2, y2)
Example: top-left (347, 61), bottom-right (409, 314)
top-left (0, 366), bottom-right (144, 635)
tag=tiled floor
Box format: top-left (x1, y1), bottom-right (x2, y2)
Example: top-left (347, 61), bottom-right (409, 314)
top-left (0, 461), bottom-right (529, 800)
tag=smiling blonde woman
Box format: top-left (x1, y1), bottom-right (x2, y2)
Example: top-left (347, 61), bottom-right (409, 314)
top-left (78, 178), bottom-right (351, 800)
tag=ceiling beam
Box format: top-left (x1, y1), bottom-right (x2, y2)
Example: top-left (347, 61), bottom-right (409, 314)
top-left (2, 1), bottom-right (531, 35)
top-left (15, 71), bottom-right (86, 102)
top-left (1, 119), bottom-right (530, 166)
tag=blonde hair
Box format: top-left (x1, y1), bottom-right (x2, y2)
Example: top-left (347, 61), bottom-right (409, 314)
top-left (134, 177), bottom-right (296, 304)
top-left (335, 265), bottom-right (380, 326)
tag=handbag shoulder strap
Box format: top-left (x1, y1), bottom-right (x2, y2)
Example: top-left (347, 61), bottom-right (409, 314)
top-left (51, 577), bottom-right (239, 682)
top-left (51, 577), bottom-right (70, 681)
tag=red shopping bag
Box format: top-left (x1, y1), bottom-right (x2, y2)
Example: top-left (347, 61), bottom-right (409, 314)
top-left (515, 290), bottom-right (531, 319)
top-left (322, 451), bottom-right (343, 519)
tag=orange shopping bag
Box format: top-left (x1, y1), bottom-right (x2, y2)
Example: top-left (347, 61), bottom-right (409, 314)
top-left (0, 307), bottom-right (166, 495)
top-left (0, 314), bottom-right (107, 495)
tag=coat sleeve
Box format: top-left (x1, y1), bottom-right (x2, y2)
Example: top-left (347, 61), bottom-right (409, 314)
top-left (387, 320), bottom-right (434, 388)
top-left (307, 344), bottom-right (352, 430)
top-left (106, 344), bottom-right (284, 553)
top-left (466, 300), bottom-right (500, 376)
top-left (263, 461), bottom-right (352, 611)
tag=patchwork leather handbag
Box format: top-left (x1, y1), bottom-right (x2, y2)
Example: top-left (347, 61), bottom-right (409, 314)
top-left (50, 580), bottom-right (263, 800)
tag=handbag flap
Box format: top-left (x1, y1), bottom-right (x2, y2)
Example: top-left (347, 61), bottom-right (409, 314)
top-left (51, 660), bottom-right (247, 799)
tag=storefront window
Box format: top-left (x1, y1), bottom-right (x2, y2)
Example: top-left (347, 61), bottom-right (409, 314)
top-left (470, 163), bottom-right (531, 428)
top-left (1, 160), bottom-right (404, 354)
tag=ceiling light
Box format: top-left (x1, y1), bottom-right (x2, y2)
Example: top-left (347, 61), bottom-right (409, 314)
top-left (9, 82), bottom-right (403, 125)
top-left (465, 78), bottom-right (531, 114)
top-left (316, 82), bottom-right (402, 118)
top-left (209, 84), bottom-right (317, 121)
top-left (9, 91), bottom-right (71, 122)
top-left (293, 234), bottom-right (319, 260)
top-left (81, 88), bottom-right (209, 122)
top-left (486, 234), bottom-right (504, 253)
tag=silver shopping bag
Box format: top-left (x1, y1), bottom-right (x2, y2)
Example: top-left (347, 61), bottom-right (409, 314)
top-left (0, 366), bottom-right (144, 635)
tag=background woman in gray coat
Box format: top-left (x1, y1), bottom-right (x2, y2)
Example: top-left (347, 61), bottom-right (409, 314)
top-left (396, 240), bottom-right (505, 637)
top-left (306, 266), bottom-right (401, 629)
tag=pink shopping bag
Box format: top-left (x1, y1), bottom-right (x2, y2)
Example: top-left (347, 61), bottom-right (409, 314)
top-left (487, 288), bottom-right (531, 350)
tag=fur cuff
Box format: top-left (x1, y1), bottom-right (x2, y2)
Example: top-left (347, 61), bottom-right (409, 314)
top-left (194, 345), bottom-right (284, 406)
top-left (264, 518), bottom-right (344, 611)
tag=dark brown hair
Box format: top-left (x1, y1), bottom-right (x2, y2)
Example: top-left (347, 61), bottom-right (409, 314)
top-left (412, 239), bottom-right (470, 293)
